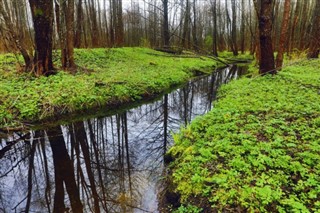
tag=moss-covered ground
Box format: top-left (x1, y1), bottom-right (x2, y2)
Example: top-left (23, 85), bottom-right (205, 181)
top-left (0, 48), bottom-right (237, 129)
top-left (169, 59), bottom-right (320, 212)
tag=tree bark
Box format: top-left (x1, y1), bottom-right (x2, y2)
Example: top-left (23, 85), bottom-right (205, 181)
top-left (211, 0), bottom-right (218, 56)
top-left (162, 0), bottom-right (170, 47)
top-left (256, 0), bottom-right (276, 75)
top-left (231, 0), bottom-right (238, 56)
top-left (307, 0), bottom-right (320, 58)
top-left (275, 0), bottom-right (291, 69)
top-left (115, 0), bottom-right (124, 46)
top-left (28, 0), bottom-right (54, 76)
top-left (66, 0), bottom-right (76, 68)
top-left (74, 0), bottom-right (83, 48)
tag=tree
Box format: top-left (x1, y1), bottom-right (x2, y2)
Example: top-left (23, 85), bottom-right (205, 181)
top-left (74, 0), bottom-right (83, 48)
top-left (231, 0), bottom-right (238, 56)
top-left (162, 0), bottom-right (170, 46)
top-left (28, 0), bottom-right (55, 76)
top-left (110, 0), bottom-right (124, 47)
top-left (276, 0), bottom-right (291, 69)
top-left (55, 0), bottom-right (76, 70)
top-left (0, 0), bottom-right (32, 70)
top-left (211, 0), bottom-right (218, 56)
top-left (254, 0), bottom-right (276, 75)
top-left (307, 0), bottom-right (320, 58)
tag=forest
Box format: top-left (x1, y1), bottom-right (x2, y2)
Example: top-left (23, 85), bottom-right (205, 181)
top-left (0, 0), bottom-right (319, 74)
top-left (0, 0), bottom-right (320, 212)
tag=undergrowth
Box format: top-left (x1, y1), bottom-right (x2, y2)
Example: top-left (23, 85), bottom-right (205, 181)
top-left (168, 59), bottom-right (320, 212)
top-left (0, 47), bottom-right (233, 128)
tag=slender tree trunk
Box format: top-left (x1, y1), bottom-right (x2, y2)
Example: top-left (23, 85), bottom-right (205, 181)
top-left (182, 0), bottom-right (190, 49)
top-left (192, 0), bottom-right (198, 51)
top-left (288, 0), bottom-right (300, 53)
top-left (276, 0), bottom-right (291, 69)
top-left (231, 0), bottom-right (238, 55)
top-left (307, 0), bottom-right (320, 58)
top-left (211, 0), bottom-right (218, 56)
top-left (66, 0), bottom-right (76, 68)
top-left (115, 0), bottom-right (124, 46)
top-left (75, 0), bottom-right (83, 48)
top-left (90, 0), bottom-right (99, 47)
top-left (162, 0), bottom-right (170, 46)
top-left (240, 0), bottom-right (246, 54)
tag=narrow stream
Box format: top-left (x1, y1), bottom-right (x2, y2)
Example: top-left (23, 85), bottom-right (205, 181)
top-left (0, 65), bottom-right (247, 213)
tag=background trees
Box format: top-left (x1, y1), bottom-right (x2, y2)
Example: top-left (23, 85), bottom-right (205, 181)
top-left (0, 0), bottom-right (319, 75)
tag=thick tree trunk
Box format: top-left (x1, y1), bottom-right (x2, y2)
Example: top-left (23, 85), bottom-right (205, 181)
top-left (257, 0), bottom-right (276, 75)
top-left (28, 0), bottom-right (54, 76)
top-left (307, 0), bottom-right (320, 58)
top-left (276, 0), bottom-right (291, 69)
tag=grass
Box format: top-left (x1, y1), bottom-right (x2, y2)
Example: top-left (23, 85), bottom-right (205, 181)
top-left (0, 47), bottom-right (231, 129)
top-left (168, 58), bottom-right (320, 212)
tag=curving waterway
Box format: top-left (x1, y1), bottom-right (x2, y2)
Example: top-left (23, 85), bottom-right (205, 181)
top-left (0, 65), bottom-right (247, 213)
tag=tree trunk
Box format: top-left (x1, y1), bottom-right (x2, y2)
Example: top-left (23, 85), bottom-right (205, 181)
top-left (192, 0), bottom-right (198, 51)
top-left (66, 0), bottom-right (76, 68)
top-left (162, 0), bottom-right (170, 47)
top-left (256, 0), bottom-right (276, 75)
top-left (231, 0), bottom-right (238, 56)
top-left (288, 0), bottom-right (300, 53)
top-left (211, 0), bottom-right (218, 56)
top-left (90, 0), bottom-right (99, 47)
top-left (275, 0), bottom-right (291, 69)
top-left (240, 0), bottom-right (245, 54)
top-left (307, 0), bottom-right (320, 58)
top-left (115, 0), bottom-right (124, 46)
top-left (182, 0), bottom-right (190, 49)
top-left (28, 0), bottom-right (54, 76)
top-left (74, 0), bottom-right (83, 48)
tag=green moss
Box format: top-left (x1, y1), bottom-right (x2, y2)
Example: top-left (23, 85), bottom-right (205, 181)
top-left (169, 59), bottom-right (320, 212)
top-left (1, 48), bottom-right (248, 128)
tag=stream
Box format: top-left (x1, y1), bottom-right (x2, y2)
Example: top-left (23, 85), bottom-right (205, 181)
top-left (0, 65), bottom-right (247, 213)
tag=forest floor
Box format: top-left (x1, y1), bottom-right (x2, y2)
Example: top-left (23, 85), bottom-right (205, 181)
top-left (168, 58), bottom-right (320, 212)
top-left (0, 47), bottom-right (250, 130)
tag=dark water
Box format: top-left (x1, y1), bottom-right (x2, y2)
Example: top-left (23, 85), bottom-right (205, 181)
top-left (0, 66), bottom-right (246, 213)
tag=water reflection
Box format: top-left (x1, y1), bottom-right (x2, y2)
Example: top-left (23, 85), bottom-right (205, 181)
top-left (0, 66), bottom-right (246, 213)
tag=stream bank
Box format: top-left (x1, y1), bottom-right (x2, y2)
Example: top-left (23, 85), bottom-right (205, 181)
top-left (167, 59), bottom-right (320, 212)
top-left (0, 48), bottom-right (252, 130)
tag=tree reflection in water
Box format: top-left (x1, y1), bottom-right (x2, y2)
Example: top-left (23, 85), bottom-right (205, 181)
top-left (0, 66), bottom-right (246, 212)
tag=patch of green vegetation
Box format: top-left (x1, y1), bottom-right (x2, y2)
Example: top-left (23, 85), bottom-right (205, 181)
top-left (168, 59), bottom-right (320, 212)
top-left (1, 47), bottom-right (247, 128)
